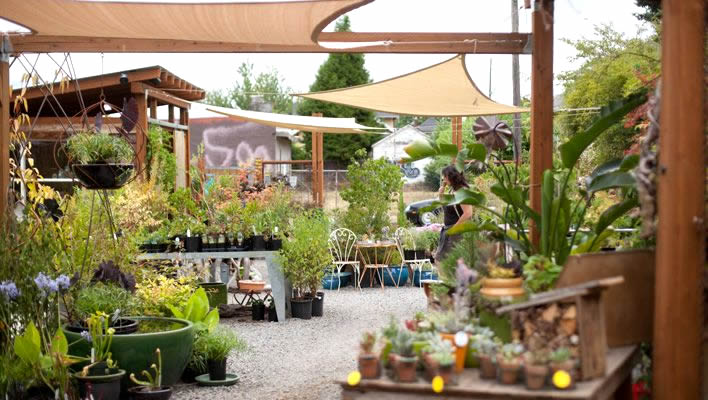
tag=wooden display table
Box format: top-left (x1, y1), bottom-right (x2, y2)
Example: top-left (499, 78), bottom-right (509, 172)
top-left (339, 346), bottom-right (638, 400)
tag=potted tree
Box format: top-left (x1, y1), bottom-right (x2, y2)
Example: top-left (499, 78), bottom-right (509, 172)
top-left (73, 312), bottom-right (125, 400)
top-left (496, 342), bottom-right (524, 385)
top-left (524, 349), bottom-right (551, 390)
top-left (194, 326), bottom-right (245, 383)
top-left (358, 332), bottom-right (380, 379)
top-left (66, 131), bottom-right (134, 189)
top-left (127, 348), bottom-right (172, 400)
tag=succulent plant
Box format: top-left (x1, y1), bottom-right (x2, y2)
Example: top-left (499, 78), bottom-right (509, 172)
top-left (360, 331), bottom-right (377, 354)
top-left (391, 329), bottom-right (416, 358)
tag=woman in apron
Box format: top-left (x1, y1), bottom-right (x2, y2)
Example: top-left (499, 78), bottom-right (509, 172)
top-left (435, 165), bottom-right (473, 263)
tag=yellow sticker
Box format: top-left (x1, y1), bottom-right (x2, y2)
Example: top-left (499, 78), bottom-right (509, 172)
top-left (347, 371), bottom-right (362, 386)
top-left (552, 370), bottom-right (571, 389)
top-left (432, 376), bottom-right (444, 393)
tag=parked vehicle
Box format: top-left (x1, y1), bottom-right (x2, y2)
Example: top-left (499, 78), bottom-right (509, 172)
top-left (404, 199), bottom-right (441, 226)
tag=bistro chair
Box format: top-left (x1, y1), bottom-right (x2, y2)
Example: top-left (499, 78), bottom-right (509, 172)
top-left (394, 227), bottom-right (434, 287)
top-left (327, 228), bottom-right (361, 291)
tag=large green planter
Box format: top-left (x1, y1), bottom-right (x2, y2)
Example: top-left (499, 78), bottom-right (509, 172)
top-left (199, 282), bottom-right (228, 308)
top-left (64, 317), bottom-right (194, 389)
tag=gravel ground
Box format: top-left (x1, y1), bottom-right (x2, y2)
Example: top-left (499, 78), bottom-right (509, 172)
top-left (173, 286), bottom-right (426, 400)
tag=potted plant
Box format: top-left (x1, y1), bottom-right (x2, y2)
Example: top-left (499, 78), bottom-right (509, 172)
top-left (250, 219), bottom-right (267, 251)
top-left (391, 329), bottom-right (417, 382)
top-left (421, 334), bottom-right (456, 384)
top-left (194, 326), bottom-right (246, 381)
top-left (268, 226), bottom-right (283, 251)
top-left (432, 350), bottom-right (456, 385)
top-left (266, 298), bottom-right (278, 322)
top-left (127, 348), bottom-right (172, 400)
top-left (549, 347), bottom-right (577, 380)
top-left (476, 337), bottom-right (498, 380)
top-left (358, 332), bottom-right (380, 379)
top-left (74, 312), bottom-right (126, 400)
top-left (251, 299), bottom-right (265, 321)
top-left (69, 282), bottom-right (138, 334)
top-left (496, 342), bottom-right (524, 385)
top-left (66, 131), bottom-right (134, 189)
top-left (480, 259), bottom-right (525, 300)
top-left (524, 349), bottom-right (550, 390)
top-left (429, 311), bottom-right (467, 373)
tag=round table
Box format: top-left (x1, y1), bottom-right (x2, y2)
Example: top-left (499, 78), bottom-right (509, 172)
top-left (355, 241), bottom-right (398, 289)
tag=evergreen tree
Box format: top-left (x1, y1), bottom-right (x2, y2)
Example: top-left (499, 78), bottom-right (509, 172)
top-left (297, 16), bottom-right (380, 166)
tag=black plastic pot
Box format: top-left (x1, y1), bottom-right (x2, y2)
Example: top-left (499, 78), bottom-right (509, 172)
top-left (251, 303), bottom-right (265, 321)
top-left (267, 307), bottom-right (278, 322)
top-left (182, 236), bottom-right (202, 253)
top-left (251, 235), bottom-right (266, 251)
top-left (126, 386), bottom-right (173, 400)
top-left (311, 292), bottom-right (324, 317)
top-left (290, 298), bottom-right (313, 319)
top-left (267, 238), bottom-right (282, 251)
top-left (207, 358), bottom-right (227, 381)
top-left (415, 250), bottom-right (427, 259)
top-left (65, 318), bottom-right (138, 335)
top-left (403, 249), bottom-right (416, 260)
top-left (72, 163), bottom-right (134, 190)
top-left (74, 368), bottom-right (125, 400)
top-left (181, 363), bottom-right (207, 383)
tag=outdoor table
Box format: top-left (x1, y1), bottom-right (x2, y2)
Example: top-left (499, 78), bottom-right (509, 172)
top-left (355, 241), bottom-right (398, 289)
top-left (137, 250), bottom-right (290, 322)
top-left (339, 345), bottom-right (638, 400)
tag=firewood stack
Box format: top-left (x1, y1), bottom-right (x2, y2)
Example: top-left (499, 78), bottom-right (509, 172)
top-left (511, 302), bottom-right (579, 358)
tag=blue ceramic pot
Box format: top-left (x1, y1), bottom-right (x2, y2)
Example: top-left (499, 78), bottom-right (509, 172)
top-left (413, 270), bottom-right (439, 287)
top-left (383, 265), bottom-right (409, 286)
top-left (322, 272), bottom-right (351, 290)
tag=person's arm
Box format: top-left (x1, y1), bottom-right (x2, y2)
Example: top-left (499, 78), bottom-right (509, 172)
top-left (452, 204), bottom-right (474, 228)
top-left (438, 181), bottom-right (447, 199)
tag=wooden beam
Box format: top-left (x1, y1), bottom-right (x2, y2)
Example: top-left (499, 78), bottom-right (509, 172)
top-left (134, 92), bottom-right (148, 176)
top-left (180, 108), bottom-right (190, 187)
top-left (149, 98), bottom-right (157, 119)
top-left (0, 59), bottom-right (9, 219)
top-left (147, 118), bottom-right (188, 132)
top-left (168, 105), bottom-right (175, 123)
top-left (528, 0), bottom-right (554, 248)
top-left (144, 86), bottom-right (191, 109)
top-left (9, 33), bottom-right (533, 54)
top-left (653, 0), bottom-right (705, 398)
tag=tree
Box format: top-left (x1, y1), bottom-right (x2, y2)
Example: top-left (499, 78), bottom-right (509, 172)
top-left (205, 62), bottom-right (292, 114)
top-left (557, 24), bottom-right (659, 173)
top-left (297, 16), bottom-right (381, 165)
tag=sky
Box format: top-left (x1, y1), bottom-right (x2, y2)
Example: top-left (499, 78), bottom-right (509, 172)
top-left (3, 0), bottom-right (652, 108)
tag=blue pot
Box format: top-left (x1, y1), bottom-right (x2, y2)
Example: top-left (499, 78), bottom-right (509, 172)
top-left (322, 272), bottom-right (351, 290)
top-left (413, 270), bottom-right (439, 287)
top-left (383, 266), bottom-right (409, 287)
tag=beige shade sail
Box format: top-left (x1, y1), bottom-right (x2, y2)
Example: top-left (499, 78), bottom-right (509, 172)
top-left (294, 54), bottom-right (529, 117)
top-left (1, 0), bottom-right (371, 46)
top-left (205, 106), bottom-right (388, 134)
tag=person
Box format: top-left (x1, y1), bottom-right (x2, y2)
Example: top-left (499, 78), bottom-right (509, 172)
top-left (434, 165), bottom-right (474, 263)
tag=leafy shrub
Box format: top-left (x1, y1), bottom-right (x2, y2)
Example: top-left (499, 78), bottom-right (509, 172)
top-left (278, 211), bottom-right (331, 297)
top-left (146, 125), bottom-right (177, 192)
top-left (73, 283), bottom-right (136, 322)
top-left (134, 274), bottom-right (197, 317)
top-left (193, 326), bottom-right (246, 361)
top-left (66, 131), bottom-right (133, 164)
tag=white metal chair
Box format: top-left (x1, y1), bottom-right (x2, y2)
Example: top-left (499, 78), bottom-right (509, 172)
top-left (394, 227), bottom-right (434, 287)
top-left (327, 228), bottom-right (361, 290)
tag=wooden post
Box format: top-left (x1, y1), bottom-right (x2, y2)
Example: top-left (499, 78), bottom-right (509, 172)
top-left (529, 0), bottom-right (554, 248)
top-left (180, 107), bottom-right (190, 187)
top-left (168, 105), bottom-right (175, 123)
top-left (653, 0), bottom-right (705, 399)
top-left (134, 92), bottom-right (148, 176)
top-left (311, 112), bottom-right (324, 207)
top-left (0, 57), bottom-right (9, 220)
top-left (511, 0), bottom-right (522, 166)
top-left (452, 116), bottom-right (463, 150)
top-left (149, 98), bottom-right (157, 119)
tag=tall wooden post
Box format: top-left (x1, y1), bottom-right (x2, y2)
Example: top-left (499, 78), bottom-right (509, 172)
top-left (452, 116), bottom-right (463, 150)
top-left (511, 0), bottom-right (522, 165)
top-left (180, 107), bottom-right (190, 187)
top-left (0, 55), bottom-right (9, 220)
top-left (134, 92), bottom-right (148, 176)
top-left (311, 112), bottom-right (324, 207)
top-left (653, 0), bottom-right (705, 398)
top-left (529, 0), bottom-right (554, 247)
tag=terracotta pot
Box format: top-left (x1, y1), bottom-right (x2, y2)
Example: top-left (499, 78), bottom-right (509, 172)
top-left (480, 277), bottom-right (525, 299)
top-left (550, 360), bottom-right (577, 385)
top-left (238, 280), bottom-right (265, 291)
top-left (395, 356), bottom-right (418, 383)
top-left (437, 362), bottom-right (455, 385)
top-left (358, 353), bottom-right (380, 379)
top-left (421, 353), bottom-right (439, 380)
top-left (525, 364), bottom-right (549, 390)
top-left (439, 333), bottom-right (467, 373)
top-left (387, 352), bottom-right (398, 369)
top-left (479, 354), bottom-right (496, 379)
top-left (497, 360), bottom-right (521, 385)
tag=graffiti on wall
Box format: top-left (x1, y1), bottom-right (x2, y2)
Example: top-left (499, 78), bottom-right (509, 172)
top-left (190, 120), bottom-right (274, 168)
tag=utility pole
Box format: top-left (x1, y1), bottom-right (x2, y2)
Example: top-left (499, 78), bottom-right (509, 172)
top-left (511, 0), bottom-right (522, 165)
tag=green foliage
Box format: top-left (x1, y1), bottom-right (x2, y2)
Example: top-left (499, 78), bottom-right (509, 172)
top-left (439, 232), bottom-right (480, 287)
top-left (134, 274), bottom-right (198, 317)
top-left (66, 131), bottom-right (133, 164)
top-left (206, 62), bottom-right (293, 114)
top-left (522, 255), bottom-right (562, 293)
top-left (168, 287), bottom-right (219, 334)
top-left (193, 326), bottom-right (246, 362)
top-left (277, 211), bottom-right (331, 297)
top-left (73, 284), bottom-right (136, 322)
top-left (297, 16), bottom-right (381, 165)
top-left (146, 125), bottom-right (177, 192)
top-left (396, 188), bottom-right (410, 228)
top-left (84, 312), bottom-right (115, 366)
top-left (391, 329), bottom-right (415, 358)
top-left (340, 153), bottom-right (403, 237)
top-left (549, 347), bottom-right (571, 363)
top-left (129, 348), bottom-right (163, 389)
top-left (423, 157), bottom-right (448, 191)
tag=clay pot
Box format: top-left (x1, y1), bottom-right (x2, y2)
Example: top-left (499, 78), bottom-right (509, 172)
top-left (358, 353), bottom-right (380, 379)
top-left (479, 354), bottom-right (497, 380)
top-left (525, 364), bottom-right (549, 390)
top-left (480, 277), bottom-right (525, 299)
top-left (437, 362), bottom-right (456, 385)
top-left (395, 356), bottom-right (418, 383)
top-left (498, 360), bottom-right (522, 385)
top-left (439, 333), bottom-right (467, 373)
top-left (550, 360), bottom-right (577, 386)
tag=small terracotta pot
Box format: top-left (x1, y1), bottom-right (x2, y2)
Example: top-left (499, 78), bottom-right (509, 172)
top-left (421, 353), bottom-right (438, 380)
top-left (480, 277), bottom-right (525, 299)
top-left (498, 360), bottom-right (521, 385)
top-left (439, 333), bottom-right (467, 373)
top-left (525, 364), bottom-right (549, 390)
top-left (437, 362), bottom-right (456, 385)
top-left (478, 355), bottom-right (497, 380)
top-left (358, 353), bottom-right (380, 379)
top-left (550, 360), bottom-right (577, 387)
top-left (395, 356), bottom-right (418, 383)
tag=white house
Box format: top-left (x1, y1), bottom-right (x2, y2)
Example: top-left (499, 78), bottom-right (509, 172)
top-left (371, 124), bottom-right (431, 183)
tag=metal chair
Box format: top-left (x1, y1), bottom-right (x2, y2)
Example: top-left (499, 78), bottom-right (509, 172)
top-left (327, 228), bottom-right (361, 290)
top-left (394, 227), bottom-right (434, 287)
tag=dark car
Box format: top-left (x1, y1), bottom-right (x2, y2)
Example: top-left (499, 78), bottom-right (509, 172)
top-left (404, 199), bottom-right (442, 226)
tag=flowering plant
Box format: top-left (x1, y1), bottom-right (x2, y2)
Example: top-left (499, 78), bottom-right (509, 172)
top-left (76, 311), bottom-right (118, 376)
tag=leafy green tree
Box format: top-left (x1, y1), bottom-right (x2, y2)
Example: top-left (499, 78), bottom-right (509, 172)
top-left (205, 62), bottom-right (292, 114)
top-left (557, 24), bottom-right (659, 173)
top-left (297, 16), bottom-right (380, 165)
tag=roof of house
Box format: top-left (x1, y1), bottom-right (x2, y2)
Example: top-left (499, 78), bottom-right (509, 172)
top-left (416, 117), bottom-right (439, 134)
top-left (375, 111), bottom-right (400, 119)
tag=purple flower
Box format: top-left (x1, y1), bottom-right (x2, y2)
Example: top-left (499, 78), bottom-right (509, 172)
top-left (80, 330), bottom-right (92, 343)
top-left (34, 272), bottom-right (58, 295)
top-left (0, 281), bottom-right (20, 300)
top-left (56, 275), bottom-right (71, 291)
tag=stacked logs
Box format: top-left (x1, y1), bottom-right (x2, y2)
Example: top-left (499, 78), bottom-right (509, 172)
top-left (511, 301), bottom-right (580, 358)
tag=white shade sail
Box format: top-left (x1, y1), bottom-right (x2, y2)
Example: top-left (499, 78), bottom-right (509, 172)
top-left (295, 54), bottom-right (529, 117)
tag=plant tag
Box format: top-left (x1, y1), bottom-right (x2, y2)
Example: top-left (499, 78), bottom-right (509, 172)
top-left (91, 348), bottom-right (95, 363)
top-left (454, 331), bottom-right (468, 347)
top-left (187, 229), bottom-right (191, 237)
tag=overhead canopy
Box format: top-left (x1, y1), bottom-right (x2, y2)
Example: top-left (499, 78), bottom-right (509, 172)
top-left (295, 54), bottom-right (529, 117)
top-left (2, 0), bottom-right (370, 46)
top-left (205, 106), bottom-right (388, 134)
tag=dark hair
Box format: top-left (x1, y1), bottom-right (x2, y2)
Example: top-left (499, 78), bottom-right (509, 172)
top-left (441, 165), bottom-right (469, 191)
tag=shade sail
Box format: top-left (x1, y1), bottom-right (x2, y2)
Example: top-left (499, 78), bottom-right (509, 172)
top-left (295, 54), bottom-right (528, 117)
top-left (205, 106), bottom-right (388, 134)
top-left (2, 0), bottom-right (370, 46)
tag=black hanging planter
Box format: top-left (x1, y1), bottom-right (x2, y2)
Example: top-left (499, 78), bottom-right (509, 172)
top-left (72, 163), bottom-right (134, 190)
top-left (290, 298), bottom-right (312, 319)
top-left (251, 303), bottom-right (265, 321)
top-left (251, 235), bottom-right (266, 251)
top-left (207, 358), bottom-right (227, 381)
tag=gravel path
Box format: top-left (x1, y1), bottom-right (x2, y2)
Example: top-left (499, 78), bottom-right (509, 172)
top-left (173, 286), bottom-right (426, 400)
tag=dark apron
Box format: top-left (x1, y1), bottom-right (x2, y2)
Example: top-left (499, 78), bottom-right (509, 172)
top-left (435, 204), bottom-right (463, 262)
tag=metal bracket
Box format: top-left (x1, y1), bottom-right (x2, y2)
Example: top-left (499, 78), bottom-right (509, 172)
top-left (1, 34), bottom-right (13, 63)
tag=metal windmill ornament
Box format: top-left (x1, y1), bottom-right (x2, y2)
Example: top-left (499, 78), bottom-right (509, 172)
top-left (473, 116), bottom-right (512, 151)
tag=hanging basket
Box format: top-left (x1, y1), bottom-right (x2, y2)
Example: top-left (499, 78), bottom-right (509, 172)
top-left (72, 163), bottom-right (134, 190)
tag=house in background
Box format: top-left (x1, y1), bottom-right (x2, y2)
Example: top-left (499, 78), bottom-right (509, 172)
top-left (371, 124), bottom-right (431, 184)
top-left (416, 117), bottom-right (439, 135)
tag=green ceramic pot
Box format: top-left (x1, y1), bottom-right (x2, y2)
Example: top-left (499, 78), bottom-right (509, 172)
top-left (199, 282), bottom-right (228, 308)
top-left (64, 317), bottom-right (194, 389)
